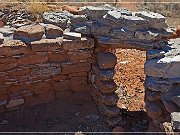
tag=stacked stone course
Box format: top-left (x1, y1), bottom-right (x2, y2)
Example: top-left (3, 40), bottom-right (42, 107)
top-left (0, 24), bottom-right (94, 112)
top-left (0, 4), bottom-right (179, 133)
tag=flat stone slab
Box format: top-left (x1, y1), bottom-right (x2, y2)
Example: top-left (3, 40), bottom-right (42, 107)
top-left (63, 32), bottom-right (81, 40)
top-left (13, 25), bottom-right (45, 43)
top-left (145, 38), bottom-right (180, 78)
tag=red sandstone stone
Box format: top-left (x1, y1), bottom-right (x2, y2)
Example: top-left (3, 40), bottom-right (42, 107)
top-left (61, 62), bottom-right (91, 74)
top-left (68, 50), bottom-right (92, 61)
top-left (14, 25), bottom-right (45, 38)
top-left (30, 82), bottom-right (53, 92)
top-left (8, 68), bottom-right (31, 77)
top-left (69, 72), bottom-right (87, 77)
top-left (0, 106), bottom-right (5, 113)
top-left (17, 54), bottom-right (49, 65)
top-left (0, 40), bottom-right (30, 56)
top-left (31, 38), bottom-right (63, 51)
top-left (48, 52), bottom-right (68, 62)
top-left (53, 80), bottom-right (70, 91)
top-left (24, 93), bottom-right (55, 107)
top-left (70, 76), bottom-right (88, 92)
top-left (0, 63), bottom-right (18, 72)
top-left (52, 75), bottom-right (68, 81)
top-left (0, 57), bottom-right (17, 64)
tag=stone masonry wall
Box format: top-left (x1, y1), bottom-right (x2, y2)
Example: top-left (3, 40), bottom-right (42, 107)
top-left (0, 24), bottom-right (94, 112)
top-left (0, 4), bottom-right (179, 133)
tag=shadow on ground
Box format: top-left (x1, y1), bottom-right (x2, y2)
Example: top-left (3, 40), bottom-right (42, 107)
top-left (0, 91), bottom-right (149, 133)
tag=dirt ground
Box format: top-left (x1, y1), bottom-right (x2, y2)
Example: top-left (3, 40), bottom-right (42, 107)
top-left (0, 49), bottom-right (149, 133)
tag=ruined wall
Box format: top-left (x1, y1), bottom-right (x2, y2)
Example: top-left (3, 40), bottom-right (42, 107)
top-left (0, 4), bottom-right (179, 133)
top-left (0, 24), bottom-right (94, 112)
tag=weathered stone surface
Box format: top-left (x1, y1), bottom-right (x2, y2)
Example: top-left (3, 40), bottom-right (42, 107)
top-left (70, 76), bottom-right (88, 92)
top-left (144, 76), bottom-right (173, 93)
top-left (32, 65), bottom-right (61, 77)
top-left (0, 40), bottom-right (30, 56)
top-left (95, 77), bottom-right (117, 94)
top-left (135, 11), bottom-right (167, 29)
top-left (43, 11), bottom-right (72, 28)
top-left (161, 87), bottom-right (180, 113)
top-left (92, 64), bottom-right (115, 81)
top-left (171, 112), bottom-right (180, 132)
top-left (6, 98), bottom-right (24, 109)
top-left (70, 15), bottom-right (88, 23)
top-left (63, 37), bottom-right (94, 50)
top-left (145, 38), bottom-right (180, 78)
top-left (44, 24), bottom-right (63, 39)
top-left (146, 49), bottom-right (165, 60)
top-left (90, 86), bottom-right (118, 106)
top-left (112, 126), bottom-right (125, 133)
top-left (68, 50), bottom-right (92, 61)
top-left (110, 27), bottom-right (134, 40)
top-left (63, 32), bottom-right (81, 40)
top-left (146, 89), bottom-right (161, 101)
top-left (106, 116), bottom-right (123, 128)
top-left (97, 52), bottom-right (117, 69)
top-left (31, 38), bottom-right (63, 51)
top-left (61, 62), bottom-right (91, 74)
top-left (171, 96), bottom-right (180, 107)
top-left (91, 21), bottom-right (111, 35)
top-left (53, 80), bottom-right (70, 91)
top-left (79, 6), bottom-right (110, 18)
top-left (146, 101), bottom-right (162, 119)
top-left (13, 25), bottom-right (45, 43)
top-left (17, 54), bottom-right (49, 66)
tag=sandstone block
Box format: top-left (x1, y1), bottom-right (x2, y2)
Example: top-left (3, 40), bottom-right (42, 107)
top-left (63, 32), bottom-right (81, 40)
top-left (52, 75), bottom-right (68, 81)
top-left (61, 62), bottom-right (91, 74)
top-left (53, 80), bottom-right (70, 91)
top-left (6, 98), bottom-right (24, 109)
top-left (70, 76), bottom-right (88, 92)
top-left (78, 6), bottom-right (110, 18)
top-left (13, 25), bottom-right (45, 43)
top-left (17, 54), bottom-right (49, 66)
top-left (44, 24), bottom-right (63, 39)
top-left (0, 40), bottom-right (30, 56)
top-left (48, 52), bottom-right (68, 62)
top-left (146, 101), bottom-right (162, 119)
top-left (92, 64), bottom-right (115, 81)
top-left (145, 38), bottom-right (180, 78)
top-left (68, 50), bottom-right (92, 61)
top-left (31, 38), bottom-right (63, 51)
top-left (90, 86), bottom-right (118, 106)
top-left (95, 77), bottom-right (117, 94)
top-left (63, 37), bottom-right (94, 50)
top-left (97, 52), bottom-right (117, 69)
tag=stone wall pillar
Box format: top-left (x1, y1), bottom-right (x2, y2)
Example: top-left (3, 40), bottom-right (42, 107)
top-left (89, 45), bottom-right (122, 128)
top-left (144, 38), bottom-right (180, 133)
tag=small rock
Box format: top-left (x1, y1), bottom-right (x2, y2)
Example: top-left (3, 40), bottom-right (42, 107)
top-left (171, 112), bottom-right (180, 132)
top-left (0, 120), bottom-right (9, 125)
top-left (75, 112), bottom-right (80, 116)
top-left (97, 52), bottom-right (117, 69)
top-left (112, 126), bottom-right (125, 134)
top-left (44, 24), bottom-right (63, 39)
top-left (85, 114), bottom-right (99, 122)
